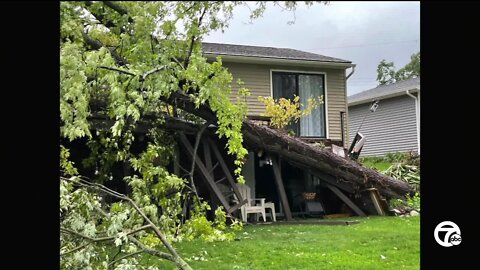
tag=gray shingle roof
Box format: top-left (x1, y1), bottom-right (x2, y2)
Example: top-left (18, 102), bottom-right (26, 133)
top-left (202, 42), bottom-right (351, 63)
top-left (348, 77), bottom-right (420, 105)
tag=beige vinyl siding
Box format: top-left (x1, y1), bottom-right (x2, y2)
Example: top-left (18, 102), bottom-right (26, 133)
top-left (223, 62), bottom-right (347, 142)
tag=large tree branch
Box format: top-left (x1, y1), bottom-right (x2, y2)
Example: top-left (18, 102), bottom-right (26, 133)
top-left (62, 177), bottom-right (192, 270)
top-left (158, 91), bottom-right (413, 200)
top-left (104, 1), bottom-right (129, 15)
top-left (141, 66), bottom-right (165, 81)
top-left (84, 1), bottom-right (118, 29)
top-left (187, 120), bottom-right (213, 200)
top-left (128, 236), bottom-right (176, 261)
top-left (184, 6), bottom-right (208, 69)
top-left (108, 250), bottom-right (146, 268)
top-left (60, 224), bottom-right (151, 243)
top-left (60, 242), bottom-right (92, 256)
top-left (82, 33), bottom-right (128, 66)
top-left (161, 91), bottom-right (218, 123)
top-left (99, 66), bottom-right (137, 76)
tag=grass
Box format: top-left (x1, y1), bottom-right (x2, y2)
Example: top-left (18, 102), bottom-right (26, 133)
top-left (143, 216), bottom-right (419, 269)
top-left (359, 156), bottom-right (393, 172)
top-left (361, 160), bottom-right (392, 172)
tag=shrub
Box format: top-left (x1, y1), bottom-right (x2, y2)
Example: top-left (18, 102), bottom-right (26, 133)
top-left (258, 95), bottom-right (323, 129)
top-left (390, 192), bottom-right (420, 212)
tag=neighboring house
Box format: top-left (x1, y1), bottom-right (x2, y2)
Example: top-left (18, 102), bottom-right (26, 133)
top-left (202, 42), bottom-right (355, 148)
top-left (348, 77), bottom-right (420, 157)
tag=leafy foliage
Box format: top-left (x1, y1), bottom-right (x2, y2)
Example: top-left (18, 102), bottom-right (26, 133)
top-left (395, 52), bottom-right (420, 82)
top-left (60, 1), bottom-right (323, 269)
top-left (258, 95), bottom-right (323, 129)
top-left (376, 59), bottom-right (396, 85)
top-left (376, 52), bottom-right (420, 85)
top-left (382, 152), bottom-right (420, 212)
top-left (390, 192), bottom-right (420, 212)
top-left (384, 163), bottom-right (420, 191)
top-left (385, 151), bottom-right (420, 167)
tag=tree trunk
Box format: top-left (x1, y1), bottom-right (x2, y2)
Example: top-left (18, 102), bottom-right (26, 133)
top-left (92, 91), bottom-right (414, 200)
top-left (241, 120), bottom-right (414, 199)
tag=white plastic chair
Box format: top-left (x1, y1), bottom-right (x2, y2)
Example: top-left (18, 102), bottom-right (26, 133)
top-left (236, 184), bottom-right (266, 222)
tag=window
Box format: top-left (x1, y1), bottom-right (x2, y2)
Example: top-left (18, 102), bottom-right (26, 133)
top-left (272, 71), bottom-right (326, 137)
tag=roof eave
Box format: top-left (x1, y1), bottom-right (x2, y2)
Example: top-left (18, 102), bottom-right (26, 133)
top-left (204, 53), bottom-right (354, 69)
top-left (348, 87), bottom-right (420, 106)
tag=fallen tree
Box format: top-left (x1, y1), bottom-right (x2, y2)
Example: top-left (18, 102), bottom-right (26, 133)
top-left (159, 91), bottom-right (415, 199)
top-left (242, 120), bottom-right (415, 199)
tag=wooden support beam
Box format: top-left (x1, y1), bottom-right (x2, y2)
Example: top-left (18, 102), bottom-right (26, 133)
top-left (325, 183), bottom-right (366, 217)
top-left (215, 177), bottom-right (226, 184)
top-left (202, 140), bottom-right (213, 176)
top-left (207, 138), bottom-right (244, 206)
top-left (178, 133), bottom-right (231, 213)
top-left (173, 144), bottom-right (180, 177)
top-left (202, 139), bottom-right (221, 210)
top-left (286, 159), bottom-right (356, 194)
top-left (209, 162), bottom-right (219, 174)
top-left (311, 169), bottom-right (356, 194)
top-left (271, 156), bottom-right (293, 221)
top-left (366, 188), bottom-right (386, 216)
top-left (228, 199), bottom-right (247, 213)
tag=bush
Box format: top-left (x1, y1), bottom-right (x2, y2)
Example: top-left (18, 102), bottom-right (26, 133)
top-left (390, 192), bottom-right (420, 212)
top-left (385, 151), bottom-right (420, 167)
top-left (258, 95), bottom-right (323, 129)
top-left (359, 156), bottom-right (385, 164)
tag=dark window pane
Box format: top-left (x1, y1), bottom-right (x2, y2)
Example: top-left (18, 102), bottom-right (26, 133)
top-left (272, 73), bottom-right (296, 100)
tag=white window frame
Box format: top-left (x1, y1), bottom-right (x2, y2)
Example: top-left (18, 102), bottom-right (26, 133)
top-left (269, 69), bottom-right (329, 139)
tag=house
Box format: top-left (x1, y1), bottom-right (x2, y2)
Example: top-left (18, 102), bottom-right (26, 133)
top-left (201, 43), bottom-right (363, 215)
top-left (197, 43), bottom-right (406, 219)
top-left (202, 42), bottom-right (355, 148)
top-left (347, 77), bottom-right (420, 157)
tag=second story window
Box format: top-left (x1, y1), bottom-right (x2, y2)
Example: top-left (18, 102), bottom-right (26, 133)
top-left (272, 71), bottom-right (326, 138)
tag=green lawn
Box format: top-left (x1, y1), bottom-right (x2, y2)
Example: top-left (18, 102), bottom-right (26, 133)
top-left (145, 216), bottom-right (419, 269)
top-left (360, 159), bottom-right (392, 172)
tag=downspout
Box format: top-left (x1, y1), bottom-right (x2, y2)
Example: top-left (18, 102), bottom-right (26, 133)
top-left (406, 89), bottom-right (420, 154)
top-left (346, 65), bottom-right (356, 80)
top-left (344, 65), bottom-right (356, 148)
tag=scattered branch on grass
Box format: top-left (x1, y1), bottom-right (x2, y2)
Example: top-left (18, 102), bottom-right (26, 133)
top-left (62, 176), bottom-right (192, 270)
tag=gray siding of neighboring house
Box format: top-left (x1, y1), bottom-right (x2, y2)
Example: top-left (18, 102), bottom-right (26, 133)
top-left (348, 94), bottom-right (418, 156)
top-left (223, 62), bottom-right (348, 144)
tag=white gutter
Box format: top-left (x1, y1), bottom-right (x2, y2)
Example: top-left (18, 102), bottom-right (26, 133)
top-left (204, 53), bottom-right (354, 69)
top-left (406, 89), bottom-right (420, 154)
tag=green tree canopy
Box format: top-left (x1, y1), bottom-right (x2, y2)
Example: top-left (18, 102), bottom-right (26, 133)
top-left (60, 2), bottom-right (325, 269)
top-left (376, 52), bottom-right (420, 85)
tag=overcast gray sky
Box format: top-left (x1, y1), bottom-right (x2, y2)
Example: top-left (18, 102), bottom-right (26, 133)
top-left (204, 1), bottom-right (420, 96)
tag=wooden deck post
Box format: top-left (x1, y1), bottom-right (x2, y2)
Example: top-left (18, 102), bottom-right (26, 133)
top-left (202, 140), bottom-right (213, 176)
top-left (178, 133), bottom-right (232, 212)
top-left (271, 156), bottom-right (293, 221)
top-left (207, 138), bottom-right (244, 206)
top-left (325, 183), bottom-right (366, 217)
top-left (202, 139), bottom-right (220, 209)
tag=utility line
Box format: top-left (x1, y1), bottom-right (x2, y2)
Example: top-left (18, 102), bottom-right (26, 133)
top-left (302, 39), bottom-right (419, 50)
